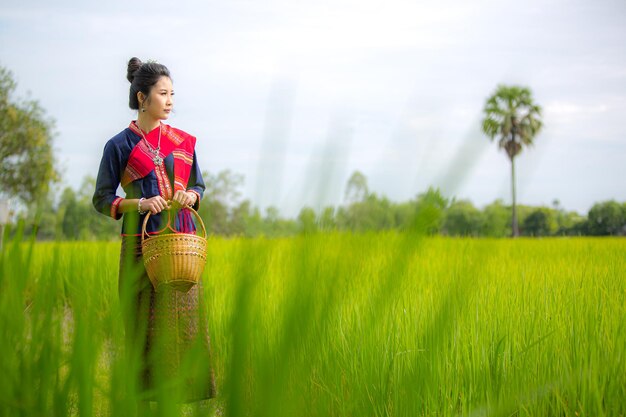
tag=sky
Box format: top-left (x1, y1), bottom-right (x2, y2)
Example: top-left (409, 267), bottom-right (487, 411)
top-left (1, 0), bottom-right (625, 216)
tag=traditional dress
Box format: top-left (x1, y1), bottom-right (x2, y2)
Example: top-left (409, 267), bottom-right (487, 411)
top-left (93, 121), bottom-right (216, 401)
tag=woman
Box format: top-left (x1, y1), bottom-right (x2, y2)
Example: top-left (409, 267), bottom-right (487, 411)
top-left (93, 57), bottom-right (216, 403)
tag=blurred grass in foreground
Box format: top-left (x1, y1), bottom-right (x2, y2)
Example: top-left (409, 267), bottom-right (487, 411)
top-left (1, 228), bottom-right (625, 416)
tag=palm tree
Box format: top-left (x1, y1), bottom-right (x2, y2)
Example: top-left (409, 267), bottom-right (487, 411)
top-left (482, 85), bottom-right (543, 237)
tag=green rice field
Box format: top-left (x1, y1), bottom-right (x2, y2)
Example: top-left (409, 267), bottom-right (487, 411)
top-left (1, 232), bottom-right (625, 416)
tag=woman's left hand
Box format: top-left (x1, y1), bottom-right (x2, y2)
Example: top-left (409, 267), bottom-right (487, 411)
top-left (171, 190), bottom-right (197, 209)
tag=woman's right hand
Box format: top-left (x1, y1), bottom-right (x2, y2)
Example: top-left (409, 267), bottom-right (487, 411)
top-left (140, 196), bottom-right (170, 214)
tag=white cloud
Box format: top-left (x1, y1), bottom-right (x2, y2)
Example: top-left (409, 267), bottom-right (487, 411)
top-left (545, 101), bottom-right (609, 116)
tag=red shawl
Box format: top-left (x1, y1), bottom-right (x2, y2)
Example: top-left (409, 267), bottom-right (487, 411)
top-left (121, 122), bottom-right (196, 200)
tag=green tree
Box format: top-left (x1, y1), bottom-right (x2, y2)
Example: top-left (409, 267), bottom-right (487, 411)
top-left (262, 206), bottom-right (297, 237)
top-left (198, 169), bottom-right (244, 235)
top-left (203, 169), bottom-right (244, 209)
top-left (394, 201), bottom-right (417, 231)
top-left (412, 187), bottom-right (449, 235)
top-left (0, 66), bottom-right (59, 205)
top-left (556, 211), bottom-right (586, 236)
top-left (443, 200), bottom-right (483, 236)
top-left (231, 200), bottom-right (262, 237)
top-left (318, 206), bottom-right (336, 231)
top-left (344, 171), bottom-right (369, 203)
top-left (343, 194), bottom-right (395, 232)
top-left (482, 85), bottom-right (543, 237)
top-left (78, 176), bottom-right (119, 240)
top-left (586, 200), bottom-right (625, 236)
top-left (522, 208), bottom-right (557, 237)
top-left (20, 191), bottom-right (58, 240)
top-left (59, 187), bottom-right (82, 240)
top-left (298, 207), bottom-right (318, 234)
top-left (550, 199), bottom-right (585, 236)
top-left (199, 199), bottom-right (229, 235)
top-left (342, 172), bottom-right (399, 232)
top-left (482, 200), bottom-right (510, 237)
top-left (261, 206), bottom-right (281, 236)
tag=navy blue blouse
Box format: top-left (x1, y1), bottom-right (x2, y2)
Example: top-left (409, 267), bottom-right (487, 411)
top-left (92, 127), bottom-right (206, 235)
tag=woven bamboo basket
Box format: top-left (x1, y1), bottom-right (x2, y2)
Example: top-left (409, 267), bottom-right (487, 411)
top-left (141, 208), bottom-right (207, 292)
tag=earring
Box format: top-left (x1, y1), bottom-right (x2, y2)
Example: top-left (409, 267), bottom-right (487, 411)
top-left (141, 105), bottom-right (146, 113)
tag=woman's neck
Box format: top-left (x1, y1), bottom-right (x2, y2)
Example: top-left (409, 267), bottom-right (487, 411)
top-left (136, 114), bottom-right (160, 133)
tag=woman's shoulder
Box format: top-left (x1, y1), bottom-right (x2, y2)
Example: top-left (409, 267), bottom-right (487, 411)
top-left (104, 127), bottom-right (140, 150)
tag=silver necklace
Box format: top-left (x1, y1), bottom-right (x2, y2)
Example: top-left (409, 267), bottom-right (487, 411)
top-left (138, 122), bottom-right (163, 165)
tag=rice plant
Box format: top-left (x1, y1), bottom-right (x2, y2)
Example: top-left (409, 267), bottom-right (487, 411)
top-left (1, 227), bottom-right (624, 416)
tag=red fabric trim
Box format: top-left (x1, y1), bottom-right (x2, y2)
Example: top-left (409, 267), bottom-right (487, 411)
top-left (121, 122), bottom-right (196, 194)
top-left (154, 163), bottom-right (173, 200)
top-left (111, 197), bottom-right (123, 219)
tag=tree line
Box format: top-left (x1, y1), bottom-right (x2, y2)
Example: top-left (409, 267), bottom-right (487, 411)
top-left (7, 169), bottom-right (625, 240)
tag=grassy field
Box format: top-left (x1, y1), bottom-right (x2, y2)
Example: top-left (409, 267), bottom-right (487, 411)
top-left (1, 232), bottom-right (625, 416)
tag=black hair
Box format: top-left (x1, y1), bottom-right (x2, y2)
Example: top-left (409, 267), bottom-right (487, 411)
top-left (126, 57), bottom-right (171, 110)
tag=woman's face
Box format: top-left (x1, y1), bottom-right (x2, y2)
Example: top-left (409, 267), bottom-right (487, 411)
top-left (141, 76), bottom-right (174, 121)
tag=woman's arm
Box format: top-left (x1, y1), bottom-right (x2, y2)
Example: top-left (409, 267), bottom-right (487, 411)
top-left (92, 141), bottom-right (125, 219)
top-left (184, 150), bottom-right (205, 211)
top-left (93, 139), bottom-right (171, 217)
top-left (118, 196), bottom-right (170, 215)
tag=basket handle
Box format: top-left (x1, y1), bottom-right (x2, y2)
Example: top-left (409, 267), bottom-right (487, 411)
top-left (141, 206), bottom-right (207, 243)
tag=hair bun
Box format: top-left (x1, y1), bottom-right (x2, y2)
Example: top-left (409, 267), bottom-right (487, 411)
top-left (126, 57), bottom-right (143, 83)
